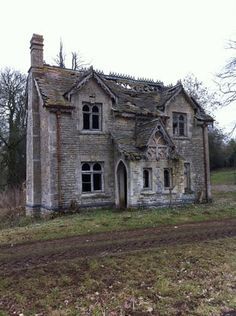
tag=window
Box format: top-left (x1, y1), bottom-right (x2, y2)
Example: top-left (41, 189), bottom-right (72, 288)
top-left (173, 113), bottom-right (187, 136)
top-left (82, 162), bottom-right (103, 193)
top-left (164, 168), bottom-right (172, 188)
top-left (184, 163), bottom-right (191, 193)
top-left (82, 103), bottom-right (102, 130)
top-left (143, 168), bottom-right (152, 189)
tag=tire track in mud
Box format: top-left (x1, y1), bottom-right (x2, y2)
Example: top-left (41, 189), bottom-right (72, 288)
top-left (0, 219), bottom-right (236, 275)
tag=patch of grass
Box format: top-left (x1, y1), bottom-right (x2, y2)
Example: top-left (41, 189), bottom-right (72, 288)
top-left (1, 237), bottom-right (235, 315)
top-left (0, 190), bottom-right (236, 245)
top-left (211, 168), bottom-right (236, 185)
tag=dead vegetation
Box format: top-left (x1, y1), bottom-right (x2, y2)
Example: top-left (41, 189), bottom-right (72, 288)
top-left (0, 187), bottom-right (26, 228)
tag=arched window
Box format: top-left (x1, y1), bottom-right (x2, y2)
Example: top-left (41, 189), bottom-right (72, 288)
top-left (179, 115), bottom-right (185, 136)
top-left (164, 169), bottom-right (171, 188)
top-left (143, 169), bottom-right (152, 189)
top-left (82, 102), bottom-right (101, 130)
top-left (173, 113), bottom-right (187, 136)
top-left (92, 105), bottom-right (100, 129)
top-left (82, 162), bottom-right (103, 192)
top-left (83, 105), bottom-right (90, 130)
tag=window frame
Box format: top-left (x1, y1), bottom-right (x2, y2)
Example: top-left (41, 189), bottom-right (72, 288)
top-left (184, 162), bottom-right (191, 193)
top-left (81, 162), bottom-right (104, 193)
top-left (164, 168), bottom-right (172, 189)
top-left (173, 112), bottom-right (187, 137)
top-left (82, 102), bottom-right (102, 131)
top-left (143, 168), bottom-right (152, 190)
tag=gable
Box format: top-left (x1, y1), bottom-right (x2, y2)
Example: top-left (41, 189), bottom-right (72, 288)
top-left (146, 129), bottom-right (175, 161)
top-left (65, 68), bottom-right (117, 103)
top-left (165, 90), bottom-right (195, 117)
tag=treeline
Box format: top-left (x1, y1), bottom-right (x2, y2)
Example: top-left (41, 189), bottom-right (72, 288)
top-left (0, 68), bottom-right (26, 190)
top-left (209, 127), bottom-right (236, 170)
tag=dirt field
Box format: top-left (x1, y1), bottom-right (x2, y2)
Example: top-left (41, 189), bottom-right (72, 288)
top-left (1, 218), bottom-right (236, 275)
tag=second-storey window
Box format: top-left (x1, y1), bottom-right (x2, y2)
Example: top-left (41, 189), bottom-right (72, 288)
top-left (173, 112), bottom-right (187, 136)
top-left (82, 162), bottom-right (103, 193)
top-left (83, 103), bottom-right (101, 130)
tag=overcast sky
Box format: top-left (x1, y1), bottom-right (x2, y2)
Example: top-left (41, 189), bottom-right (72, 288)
top-left (1, 0), bottom-right (236, 134)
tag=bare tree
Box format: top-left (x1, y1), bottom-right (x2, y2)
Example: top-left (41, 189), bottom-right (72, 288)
top-left (71, 51), bottom-right (89, 70)
top-left (0, 68), bottom-right (27, 187)
top-left (54, 39), bottom-right (66, 68)
top-left (217, 40), bottom-right (236, 106)
top-left (182, 74), bottom-right (221, 114)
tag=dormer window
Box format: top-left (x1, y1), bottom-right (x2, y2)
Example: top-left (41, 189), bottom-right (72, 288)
top-left (173, 112), bottom-right (187, 137)
top-left (82, 102), bottom-right (102, 130)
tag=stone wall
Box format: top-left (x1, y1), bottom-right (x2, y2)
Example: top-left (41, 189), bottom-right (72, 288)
top-left (27, 73), bottom-right (209, 214)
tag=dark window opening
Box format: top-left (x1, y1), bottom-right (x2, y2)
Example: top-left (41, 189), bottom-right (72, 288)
top-left (81, 162), bottom-right (103, 193)
top-left (82, 163), bottom-right (90, 171)
top-left (92, 114), bottom-right (99, 129)
top-left (143, 169), bottom-right (151, 189)
top-left (83, 113), bottom-right (90, 130)
top-left (93, 163), bottom-right (101, 171)
top-left (164, 169), bottom-right (171, 188)
top-left (173, 113), bottom-right (187, 137)
top-left (82, 102), bottom-right (101, 130)
top-left (82, 174), bottom-right (91, 192)
top-left (93, 173), bottom-right (102, 190)
top-left (184, 163), bottom-right (191, 193)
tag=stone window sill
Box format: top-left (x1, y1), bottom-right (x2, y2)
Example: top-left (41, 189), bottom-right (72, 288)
top-left (82, 192), bottom-right (110, 198)
top-left (141, 190), bottom-right (154, 195)
top-left (172, 136), bottom-right (190, 141)
top-left (79, 130), bottom-right (104, 135)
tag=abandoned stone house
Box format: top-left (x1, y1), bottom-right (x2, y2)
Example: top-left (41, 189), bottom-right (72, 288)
top-left (26, 34), bottom-right (213, 215)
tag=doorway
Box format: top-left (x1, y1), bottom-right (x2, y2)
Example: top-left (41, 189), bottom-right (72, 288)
top-left (117, 161), bottom-right (127, 208)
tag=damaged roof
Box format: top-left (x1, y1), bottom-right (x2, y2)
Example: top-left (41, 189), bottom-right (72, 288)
top-left (33, 64), bottom-right (213, 122)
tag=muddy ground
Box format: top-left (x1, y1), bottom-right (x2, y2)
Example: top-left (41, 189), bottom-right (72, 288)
top-left (1, 218), bottom-right (236, 276)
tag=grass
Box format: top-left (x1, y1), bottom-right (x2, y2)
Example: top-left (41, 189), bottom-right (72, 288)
top-left (211, 168), bottom-right (236, 185)
top-left (0, 168), bottom-right (235, 315)
top-left (0, 190), bottom-right (235, 245)
top-left (0, 237), bottom-right (235, 315)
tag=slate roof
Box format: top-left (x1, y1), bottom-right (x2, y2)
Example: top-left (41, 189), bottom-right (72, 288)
top-left (33, 65), bottom-right (214, 159)
top-left (33, 65), bottom-right (213, 122)
top-left (111, 132), bottom-right (146, 160)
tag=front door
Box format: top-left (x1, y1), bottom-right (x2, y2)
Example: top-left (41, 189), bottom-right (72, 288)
top-left (117, 161), bottom-right (127, 208)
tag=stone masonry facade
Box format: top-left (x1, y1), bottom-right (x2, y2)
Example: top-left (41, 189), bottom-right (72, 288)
top-left (26, 34), bottom-right (213, 215)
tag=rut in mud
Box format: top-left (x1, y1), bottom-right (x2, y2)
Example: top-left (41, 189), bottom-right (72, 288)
top-left (0, 218), bottom-right (236, 275)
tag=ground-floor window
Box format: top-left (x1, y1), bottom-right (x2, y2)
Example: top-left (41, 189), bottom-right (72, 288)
top-left (82, 162), bottom-right (103, 193)
top-left (184, 162), bottom-right (191, 193)
top-left (143, 168), bottom-right (152, 189)
top-left (164, 168), bottom-right (172, 188)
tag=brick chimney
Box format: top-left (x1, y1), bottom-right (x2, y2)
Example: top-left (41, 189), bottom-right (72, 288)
top-left (30, 34), bottom-right (44, 68)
